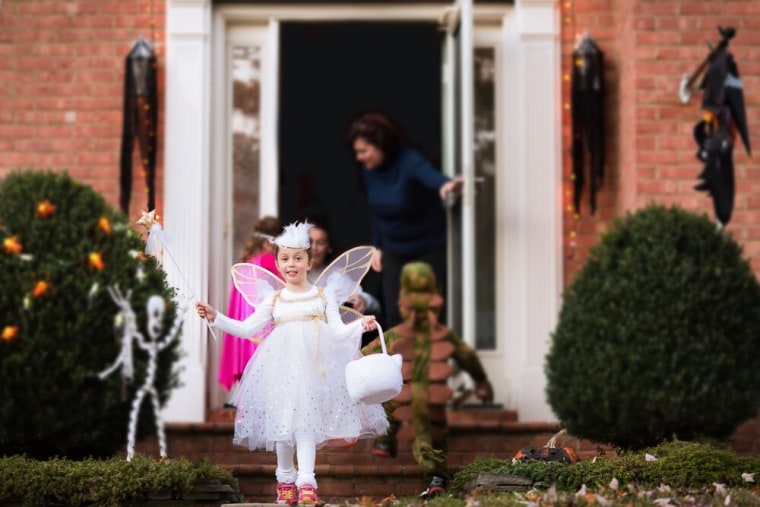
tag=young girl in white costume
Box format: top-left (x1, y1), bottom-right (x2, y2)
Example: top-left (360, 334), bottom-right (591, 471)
top-left (195, 221), bottom-right (388, 505)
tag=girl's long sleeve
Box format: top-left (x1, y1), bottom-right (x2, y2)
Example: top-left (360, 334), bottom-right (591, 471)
top-left (211, 296), bottom-right (274, 341)
top-left (324, 286), bottom-right (363, 347)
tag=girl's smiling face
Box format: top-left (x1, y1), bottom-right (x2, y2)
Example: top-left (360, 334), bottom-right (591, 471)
top-left (276, 247), bottom-right (313, 287)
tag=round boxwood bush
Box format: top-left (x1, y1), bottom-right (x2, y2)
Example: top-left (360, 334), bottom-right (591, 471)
top-left (546, 204), bottom-right (760, 450)
top-left (0, 170), bottom-right (182, 459)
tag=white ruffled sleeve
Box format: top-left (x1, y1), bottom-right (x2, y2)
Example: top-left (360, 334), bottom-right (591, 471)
top-left (324, 286), bottom-right (363, 347)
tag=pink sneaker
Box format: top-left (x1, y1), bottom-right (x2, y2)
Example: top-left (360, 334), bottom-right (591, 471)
top-left (298, 484), bottom-right (320, 505)
top-left (276, 482), bottom-right (297, 505)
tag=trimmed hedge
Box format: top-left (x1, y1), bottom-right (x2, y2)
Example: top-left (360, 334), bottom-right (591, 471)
top-left (0, 170), bottom-right (181, 459)
top-left (0, 456), bottom-right (240, 506)
top-left (546, 204), bottom-right (760, 449)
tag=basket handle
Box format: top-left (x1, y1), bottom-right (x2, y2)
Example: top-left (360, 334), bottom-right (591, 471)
top-left (375, 323), bottom-right (388, 355)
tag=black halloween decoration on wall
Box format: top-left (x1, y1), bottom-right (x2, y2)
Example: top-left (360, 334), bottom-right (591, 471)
top-left (571, 33), bottom-right (605, 215)
top-left (119, 36), bottom-right (158, 214)
top-left (687, 27), bottom-right (750, 227)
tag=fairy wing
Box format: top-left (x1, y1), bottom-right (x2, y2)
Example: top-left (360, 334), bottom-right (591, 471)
top-left (230, 262), bottom-right (285, 308)
top-left (314, 246), bottom-right (375, 304)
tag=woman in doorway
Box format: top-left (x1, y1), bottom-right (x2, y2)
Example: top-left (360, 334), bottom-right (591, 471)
top-left (347, 111), bottom-right (459, 327)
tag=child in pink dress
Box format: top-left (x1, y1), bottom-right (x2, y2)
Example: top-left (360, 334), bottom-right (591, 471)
top-left (217, 216), bottom-right (283, 391)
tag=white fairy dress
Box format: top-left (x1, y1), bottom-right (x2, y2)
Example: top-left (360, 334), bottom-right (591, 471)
top-left (211, 284), bottom-right (389, 451)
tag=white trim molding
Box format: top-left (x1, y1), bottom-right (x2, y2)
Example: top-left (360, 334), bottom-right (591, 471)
top-left (500, 0), bottom-right (561, 422)
top-left (162, 0), bottom-right (212, 423)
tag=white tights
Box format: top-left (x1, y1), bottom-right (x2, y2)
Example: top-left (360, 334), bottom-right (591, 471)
top-left (275, 433), bottom-right (317, 488)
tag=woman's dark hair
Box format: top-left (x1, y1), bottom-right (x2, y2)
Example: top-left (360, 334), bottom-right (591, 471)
top-left (346, 112), bottom-right (403, 161)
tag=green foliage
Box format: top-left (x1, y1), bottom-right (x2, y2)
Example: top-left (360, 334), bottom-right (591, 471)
top-left (448, 456), bottom-right (510, 494)
top-left (450, 441), bottom-right (760, 495)
top-left (0, 455), bottom-right (236, 506)
top-left (0, 170), bottom-right (182, 459)
top-left (546, 204), bottom-right (760, 449)
top-left (633, 440), bottom-right (760, 490)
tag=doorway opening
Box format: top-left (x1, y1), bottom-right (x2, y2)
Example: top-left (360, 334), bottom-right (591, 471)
top-left (278, 21), bottom-right (443, 249)
top-left (278, 21), bottom-right (443, 315)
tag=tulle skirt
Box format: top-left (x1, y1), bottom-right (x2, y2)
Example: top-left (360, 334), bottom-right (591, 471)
top-left (231, 320), bottom-right (388, 451)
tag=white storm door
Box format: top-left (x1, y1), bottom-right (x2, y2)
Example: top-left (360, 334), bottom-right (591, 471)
top-left (442, 6), bottom-right (504, 406)
top-left (207, 20), bottom-right (280, 410)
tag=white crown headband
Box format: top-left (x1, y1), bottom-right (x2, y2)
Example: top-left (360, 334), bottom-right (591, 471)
top-left (272, 221), bottom-right (313, 249)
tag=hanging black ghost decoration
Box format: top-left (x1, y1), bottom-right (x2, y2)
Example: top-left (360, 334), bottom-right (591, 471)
top-left (119, 37), bottom-right (158, 214)
top-left (693, 26), bottom-right (750, 226)
top-left (571, 34), bottom-right (605, 215)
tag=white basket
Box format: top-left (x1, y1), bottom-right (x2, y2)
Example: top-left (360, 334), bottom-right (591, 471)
top-left (345, 324), bottom-right (403, 405)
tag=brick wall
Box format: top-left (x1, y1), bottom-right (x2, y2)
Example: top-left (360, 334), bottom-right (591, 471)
top-left (0, 0), bottom-right (166, 215)
top-left (5, 1), bottom-right (758, 282)
top-left (561, 0), bottom-right (760, 282)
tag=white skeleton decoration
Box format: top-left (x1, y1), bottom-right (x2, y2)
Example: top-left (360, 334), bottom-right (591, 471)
top-left (98, 285), bottom-right (188, 461)
top-left (98, 290), bottom-right (135, 387)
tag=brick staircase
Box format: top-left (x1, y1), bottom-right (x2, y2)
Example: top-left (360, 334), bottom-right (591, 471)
top-left (135, 408), bottom-right (760, 505)
top-left (137, 407), bottom-right (563, 504)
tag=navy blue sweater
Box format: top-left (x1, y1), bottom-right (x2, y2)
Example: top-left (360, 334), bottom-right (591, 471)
top-left (362, 147), bottom-right (449, 256)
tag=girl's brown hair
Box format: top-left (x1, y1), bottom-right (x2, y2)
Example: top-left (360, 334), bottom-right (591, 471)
top-left (240, 216), bottom-right (283, 262)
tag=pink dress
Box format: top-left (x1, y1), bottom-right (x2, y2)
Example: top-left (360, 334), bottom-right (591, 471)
top-left (217, 252), bottom-right (282, 390)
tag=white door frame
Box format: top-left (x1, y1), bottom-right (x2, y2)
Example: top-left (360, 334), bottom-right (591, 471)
top-left (500, 0), bottom-right (562, 421)
top-left (163, 0), bottom-right (561, 423)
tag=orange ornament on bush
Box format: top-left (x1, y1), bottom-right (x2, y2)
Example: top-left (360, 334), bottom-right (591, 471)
top-left (98, 217), bottom-right (111, 234)
top-left (32, 281), bottom-right (49, 298)
top-left (88, 252), bottom-right (105, 270)
top-left (1, 326), bottom-right (18, 342)
top-left (3, 236), bottom-right (22, 254)
top-left (37, 200), bottom-right (56, 218)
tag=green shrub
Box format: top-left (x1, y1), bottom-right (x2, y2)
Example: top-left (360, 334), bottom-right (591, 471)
top-left (546, 204), bottom-right (760, 449)
top-left (450, 441), bottom-right (760, 494)
top-left (0, 455), bottom-right (238, 506)
top-left (0, 170), bottom-right (181, 459)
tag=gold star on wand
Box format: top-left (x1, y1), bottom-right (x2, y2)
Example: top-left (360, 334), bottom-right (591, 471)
top-left (136, 209), bottom-right (159, 230)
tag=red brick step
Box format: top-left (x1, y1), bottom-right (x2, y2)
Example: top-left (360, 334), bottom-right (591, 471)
top-left (135, 408), bottom-right (565, 504)
top-left (135, 409), bottom-right (760, 504)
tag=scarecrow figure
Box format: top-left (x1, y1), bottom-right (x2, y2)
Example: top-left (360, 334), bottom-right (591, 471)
top-left (691, 26), bottom-right (750, 226)
top-left (571, 33), bottom-right (605, 214)
top-left (361, 262), bottom-right (493, 499)
top-left (119, 37), bottom-right (158, 214)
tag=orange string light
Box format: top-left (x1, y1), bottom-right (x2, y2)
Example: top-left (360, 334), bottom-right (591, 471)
top-left (563, 0), bottom-right (579, 253)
